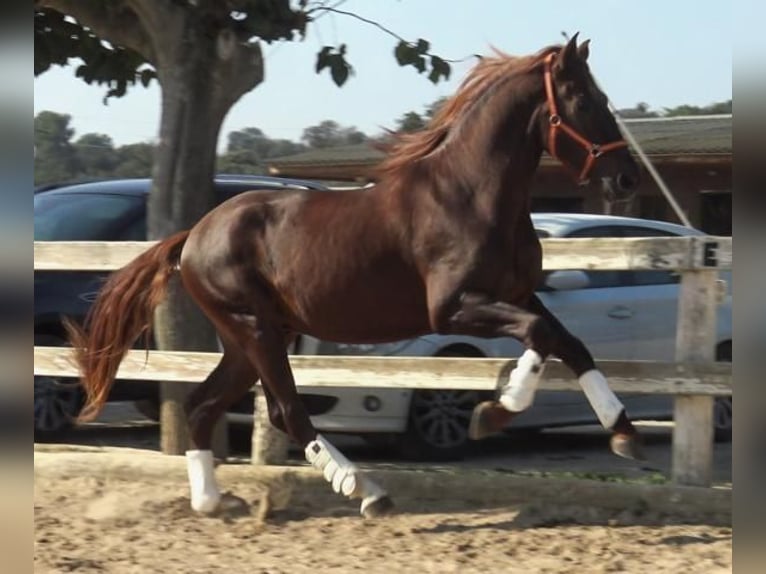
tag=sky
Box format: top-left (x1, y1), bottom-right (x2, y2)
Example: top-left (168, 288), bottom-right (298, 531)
top-left (33, 1), bottom-right (737, 152)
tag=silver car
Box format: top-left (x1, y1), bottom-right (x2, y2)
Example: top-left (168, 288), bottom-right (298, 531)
top-left (293, 213), bottom-right (732, 460)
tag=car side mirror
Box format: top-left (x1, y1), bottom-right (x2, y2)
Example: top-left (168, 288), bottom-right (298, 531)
top-left (545, 270), bottom-right (590, 291)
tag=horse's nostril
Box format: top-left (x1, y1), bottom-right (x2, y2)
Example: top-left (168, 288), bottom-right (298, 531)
top-left (617, 173), bottom-right (637, 191)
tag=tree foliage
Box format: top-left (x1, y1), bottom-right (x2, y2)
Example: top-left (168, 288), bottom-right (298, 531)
top-left (663, 99), bottom-right (732, 117)
top-left (34, 111), bottom-right (79, 184)
top-left (74, 133), bottom-right (119, 177)
top-left (301, 120), bottom-right (368, 149)
top-left (618, 100), bottom-right (732, 119)
top-left (219, 126), bottom-right (308, 174)
top-left (34, 110), bottom-right (155, 184)
top-left (392, 96), bottom-right (449, 134)
top-left (33, 111), bottom-right (376, 183)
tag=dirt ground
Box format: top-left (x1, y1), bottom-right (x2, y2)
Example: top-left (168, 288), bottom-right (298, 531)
top-left (34, 449), bottom-right (732, 574)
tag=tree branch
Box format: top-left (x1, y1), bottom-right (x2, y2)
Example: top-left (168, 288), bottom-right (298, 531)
top-left (36, 0), bottom-right (156, 64)
top-left (308, 5), bottom-right (472, 64)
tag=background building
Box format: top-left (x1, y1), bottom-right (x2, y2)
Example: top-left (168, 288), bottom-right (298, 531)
top-left (268, 115), bottom-right (732, 235)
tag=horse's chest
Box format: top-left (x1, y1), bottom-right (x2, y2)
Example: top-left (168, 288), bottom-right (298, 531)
top-left (467, 235), bottom-right (543, 300)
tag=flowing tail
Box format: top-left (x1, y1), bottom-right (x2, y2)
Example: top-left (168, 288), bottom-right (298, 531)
top-left (65, 230), bottom-right (190, 422)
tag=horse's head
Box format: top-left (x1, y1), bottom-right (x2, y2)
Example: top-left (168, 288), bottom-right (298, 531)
top-left (537, 34), bottom-right (640, 199)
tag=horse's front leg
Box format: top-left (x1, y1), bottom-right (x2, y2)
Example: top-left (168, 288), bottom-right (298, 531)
top-left (525, 295), bottom-right (645, 460)
top-left (431, 292), bottom-right (557, 441)
top-left (432, 291), bottom-right (644, 460)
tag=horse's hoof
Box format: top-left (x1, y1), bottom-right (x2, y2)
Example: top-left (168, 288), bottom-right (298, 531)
top-left (469, 401), bottom-right (513, 440)
top-left (212, 492), bottom-right (250, 517)
top-left (361, 495), bottom-right (394, 518)
top-left (610, 433), bottom-right (646, 461)
top-left (190, 493), bottom-right (222, 515)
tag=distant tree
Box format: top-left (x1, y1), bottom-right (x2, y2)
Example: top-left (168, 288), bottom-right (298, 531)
top-left (663, 99), bottom-right (732, 117)
top-left (616, 102), bottom-right (659, 119)
top-left (217, 150), bottom-right (264, 175)
top-left (74, 133), bottom-right (119, 178)
top-left (301, 120), bottom-right (367, 148)
top-left (395, 111), bottom-right (427, 133)
top-left (34, 110), bottom-right (79, 184)
top-left (112, 142), bottom-right (155, 178)
top-left (343, 127), bottom-right (368, 145)
top-left (226, 127), bottom-right (306, 159)
top-left (219, 127), bottom-right (307, 173)
top-left (227, 127), bottom-right (270, 154)
top-left (390, 96), bottom-right (448, 136)
top-left (425, 96), bottom-right (448, 120)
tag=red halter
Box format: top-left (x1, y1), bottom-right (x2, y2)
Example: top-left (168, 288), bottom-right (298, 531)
top-left (543, 52), bottom-right (628, 184)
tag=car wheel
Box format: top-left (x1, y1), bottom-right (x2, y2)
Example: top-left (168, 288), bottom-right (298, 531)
top-left (399, 388), bottom-right (483, 461)
top-left (34, 333), bottom-right (83, 439)
top-left (398, 346), bottom-right (490, 461)
top-left (714, 341), bottom-right (732, 443)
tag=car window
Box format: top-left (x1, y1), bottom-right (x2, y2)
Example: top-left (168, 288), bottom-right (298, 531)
top-left (618, 225), bottom-right (677, 238)
top-left (560, 223), bottom-right (684, 287)
top-left (564, 225), bottom-right (632, 288)
top-left (34, 193), bottom-right (146, 241)
top-left (120, 213), bottom-right (148, 241)
top-left (619, 225), bottom-right (681, 286)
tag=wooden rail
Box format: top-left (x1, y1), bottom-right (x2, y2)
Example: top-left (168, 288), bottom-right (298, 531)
top-left (33, 236), bottom-right (733, 487)
top-left (34, 347), bottom-right (732, 396)
top-left (34, 236), bottom-right (731, 271)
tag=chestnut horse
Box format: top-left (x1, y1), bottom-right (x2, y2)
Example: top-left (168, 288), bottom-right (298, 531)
top-left (68, 35), bottom-right (642, 518)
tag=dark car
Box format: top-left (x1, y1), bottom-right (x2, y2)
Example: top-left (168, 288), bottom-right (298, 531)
top-left (33, 175), bottom-right (329, 437)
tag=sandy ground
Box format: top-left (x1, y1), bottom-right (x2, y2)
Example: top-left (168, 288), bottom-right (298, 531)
top-left (34, 451), bottom-right (732, 574)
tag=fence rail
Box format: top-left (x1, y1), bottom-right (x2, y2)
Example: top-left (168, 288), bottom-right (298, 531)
top-left (34, 236), bottom-right (732, 271)
top-left (34, 347), bottom-right (732, 395)
top-left (33, 236), bottom-right (732, 487)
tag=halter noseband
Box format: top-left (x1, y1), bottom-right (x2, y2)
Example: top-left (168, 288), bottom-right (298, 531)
top-left (543, 52), bottom-right (628, 184)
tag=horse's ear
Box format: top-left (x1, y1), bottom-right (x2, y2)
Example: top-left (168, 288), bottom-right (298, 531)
top-left (577, 39), bottom-right (590, 62)
top-left (555, 32), bottom-right (580, 74)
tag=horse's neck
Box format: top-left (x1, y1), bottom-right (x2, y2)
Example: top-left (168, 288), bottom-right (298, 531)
top-left (437, 78), bottom-right (544, 225)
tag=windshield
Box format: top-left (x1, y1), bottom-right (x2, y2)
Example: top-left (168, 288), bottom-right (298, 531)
top-left (34, 192), bottom-right (145, 241)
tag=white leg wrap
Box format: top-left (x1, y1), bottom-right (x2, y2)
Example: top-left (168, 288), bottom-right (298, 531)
top-left (578, 369), bottom-right (624, 429)
top-left (498, 349), bottom-right (545, 412)
top-left (185, 450), bottom-right (221, 513)
top-left (305, 434), bottom-right (387, 514)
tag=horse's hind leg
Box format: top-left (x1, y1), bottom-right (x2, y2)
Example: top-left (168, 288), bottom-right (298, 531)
top-left (525, 295), bottom-right (644, 460)
top-left (183, 340), bottom-right (258, 513)
top-left (226, 313), bottom-right (393, 518)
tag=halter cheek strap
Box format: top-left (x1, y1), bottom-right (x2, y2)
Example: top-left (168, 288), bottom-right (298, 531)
top-left (543, 52), bottom-right (628, 184)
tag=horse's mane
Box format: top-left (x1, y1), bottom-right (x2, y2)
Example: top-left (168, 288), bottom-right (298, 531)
top-left (375, 45), bottom-right (561, 178)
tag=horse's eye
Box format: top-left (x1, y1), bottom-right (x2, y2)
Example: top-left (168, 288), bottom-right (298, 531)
top-left (576, 97), bottom-right (590, 112)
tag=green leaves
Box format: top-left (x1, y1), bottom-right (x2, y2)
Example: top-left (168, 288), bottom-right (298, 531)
top-left (35, 9), bottom-right (156, 103)
top-left (316, 45), bottom-right (353, 86)
top-left (428, 55), bottom-right (451, 84)
top-left (394, 39), bottom-right (451, 84)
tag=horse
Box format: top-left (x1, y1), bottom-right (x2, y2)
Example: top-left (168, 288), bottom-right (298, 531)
top-left (67, 35), bottom-right (642, 518)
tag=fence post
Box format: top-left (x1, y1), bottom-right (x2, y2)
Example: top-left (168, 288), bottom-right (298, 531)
top-left (673, 266), bottom-right (718, 486)
top-left (251, 385), bottom-right (290, 465)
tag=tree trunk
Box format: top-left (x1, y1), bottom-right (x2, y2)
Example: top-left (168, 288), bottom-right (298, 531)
top-left (146, 14), bottom-right (264, 457)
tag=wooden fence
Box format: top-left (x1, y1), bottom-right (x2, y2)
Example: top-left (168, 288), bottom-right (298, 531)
top-left (34, 236), bottom-right (732, 487)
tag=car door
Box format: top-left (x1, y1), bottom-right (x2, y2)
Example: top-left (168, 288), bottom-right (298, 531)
top-left (613, 225), bottom-right (683, 361)
top-left (538, 225), bottom-right (641, 361)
